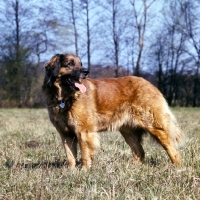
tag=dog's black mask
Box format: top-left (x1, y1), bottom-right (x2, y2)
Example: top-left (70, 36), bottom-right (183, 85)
top-left (61, 68), bottom-right (89, 91)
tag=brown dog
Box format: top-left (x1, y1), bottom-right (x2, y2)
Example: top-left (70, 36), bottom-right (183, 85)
top-left (42, 53), bottom-right (184, 170)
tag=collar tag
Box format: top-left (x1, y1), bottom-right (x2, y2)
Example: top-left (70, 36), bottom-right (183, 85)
top-left (59, 101), bottom-right (65, 109)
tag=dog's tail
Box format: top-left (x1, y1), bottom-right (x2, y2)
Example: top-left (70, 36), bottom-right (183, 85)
top-left (149, 106), bottom-right (185, 150)
top-left (167, 109), bottom-right (185, 149)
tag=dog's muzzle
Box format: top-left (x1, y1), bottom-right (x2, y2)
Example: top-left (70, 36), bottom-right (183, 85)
top-left (80, 68), bottom-right (89, 78)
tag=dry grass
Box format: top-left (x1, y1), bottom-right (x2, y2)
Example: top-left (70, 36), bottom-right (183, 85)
top-left (0, 108), bottom-right (199, 200)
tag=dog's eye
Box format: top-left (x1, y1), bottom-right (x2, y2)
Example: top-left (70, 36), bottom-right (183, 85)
top-left (68, 60), bottom-right (74, 66)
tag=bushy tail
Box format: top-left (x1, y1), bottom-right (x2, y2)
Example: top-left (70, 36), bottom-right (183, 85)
top-left (167, 109), bottom-right (185, 149)
top-left (149, 106), bottom-right (185, 150)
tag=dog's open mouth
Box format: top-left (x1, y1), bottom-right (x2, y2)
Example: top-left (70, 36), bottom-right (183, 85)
top-left (61, 75), bottom-right (86, 93)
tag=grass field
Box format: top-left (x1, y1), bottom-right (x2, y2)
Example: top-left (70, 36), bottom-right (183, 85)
top-left (0, 108), bottom-right (199, 200)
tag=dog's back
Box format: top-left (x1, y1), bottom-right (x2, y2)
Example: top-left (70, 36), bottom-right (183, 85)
top-left (77, 76), bottom-right (185, 165)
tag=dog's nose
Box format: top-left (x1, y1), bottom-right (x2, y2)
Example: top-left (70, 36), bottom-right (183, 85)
top-left (81, 68), bottom-right (89, 76)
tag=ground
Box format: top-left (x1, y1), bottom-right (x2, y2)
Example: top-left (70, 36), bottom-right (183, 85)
top-left (0, 108), bottom-right (199, 199)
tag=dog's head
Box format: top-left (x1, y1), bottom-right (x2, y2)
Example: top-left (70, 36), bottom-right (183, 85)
top-left (43, 53), bottom-right (89, 95)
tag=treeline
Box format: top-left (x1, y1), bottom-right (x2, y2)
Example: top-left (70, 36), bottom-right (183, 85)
top-left (0, 0), bottom-right (200, 107)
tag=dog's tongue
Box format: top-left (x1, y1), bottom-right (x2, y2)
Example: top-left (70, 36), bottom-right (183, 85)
top-left (75, 82), bottom-right (86, 93)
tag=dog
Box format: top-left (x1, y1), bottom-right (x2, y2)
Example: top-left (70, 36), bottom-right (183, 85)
top-left (42, 53), bottom-right (184, 170)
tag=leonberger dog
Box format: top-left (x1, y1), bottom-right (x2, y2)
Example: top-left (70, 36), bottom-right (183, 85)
top-left (42, 53), bottom-right (184, 170)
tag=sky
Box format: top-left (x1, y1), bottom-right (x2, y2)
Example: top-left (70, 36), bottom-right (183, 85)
top-left (0, 0), bottom-right (165, 71)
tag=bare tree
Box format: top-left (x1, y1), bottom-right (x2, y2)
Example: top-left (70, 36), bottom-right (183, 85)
top-left (80, 0), bottom-right (92, 72)
top-left (0, 0), bottom-right (48, 107)
top-left (110, 0), bottom-right (123, 77)
top-left (61, 0), bottom-right (80, 56)
top-left (0, 0), bottom-right (33, 106)
top-left (98, 0), bottom-right (131, 77)
top-left (130, 0), bottom-right (156, 76)
top-left (76, 0), bottom-right (101, 74)
top-left (148, 0), bottom-right (198, 106)
top-left (70, 0), bottom-right (79, 56)
top-left (182, 0), bottom-right (200, 107)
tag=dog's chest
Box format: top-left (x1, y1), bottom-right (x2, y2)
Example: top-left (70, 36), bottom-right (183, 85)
top-left (48, 107), bottom-right (73, 132)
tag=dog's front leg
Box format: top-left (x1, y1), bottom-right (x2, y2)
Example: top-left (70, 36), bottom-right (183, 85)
top-left (78, 132), bottom-right (100, 170)
top-left (59, 133), bottom-right (78, 169)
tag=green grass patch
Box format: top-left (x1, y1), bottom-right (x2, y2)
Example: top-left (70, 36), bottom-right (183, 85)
top-left (0, 108), bottom-right (199, 199)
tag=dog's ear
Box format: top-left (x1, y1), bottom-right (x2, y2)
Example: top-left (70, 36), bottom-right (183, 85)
top-left (44, 54), bottom-right (64, 86)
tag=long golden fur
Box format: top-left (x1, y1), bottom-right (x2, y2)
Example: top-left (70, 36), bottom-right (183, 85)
top-left (42, 53), bottom-right (184, 170)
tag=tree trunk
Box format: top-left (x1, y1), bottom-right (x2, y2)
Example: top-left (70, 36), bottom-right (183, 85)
top-left (112, 0), bottom-right (119, 77)
top-left (70, 0), bottom-right (79, 56)
top-left (15, 0), bottom-right (21, 105)
top-left (134, 48), bottom-right (142, 76)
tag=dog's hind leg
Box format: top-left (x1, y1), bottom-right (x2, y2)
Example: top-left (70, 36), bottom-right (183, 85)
top-left (59, 132), bottom-right (78, 169)
top-left (120, 127), bottom-right (145, 163)
top-left (78, 132), bottom-right (100, 170)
